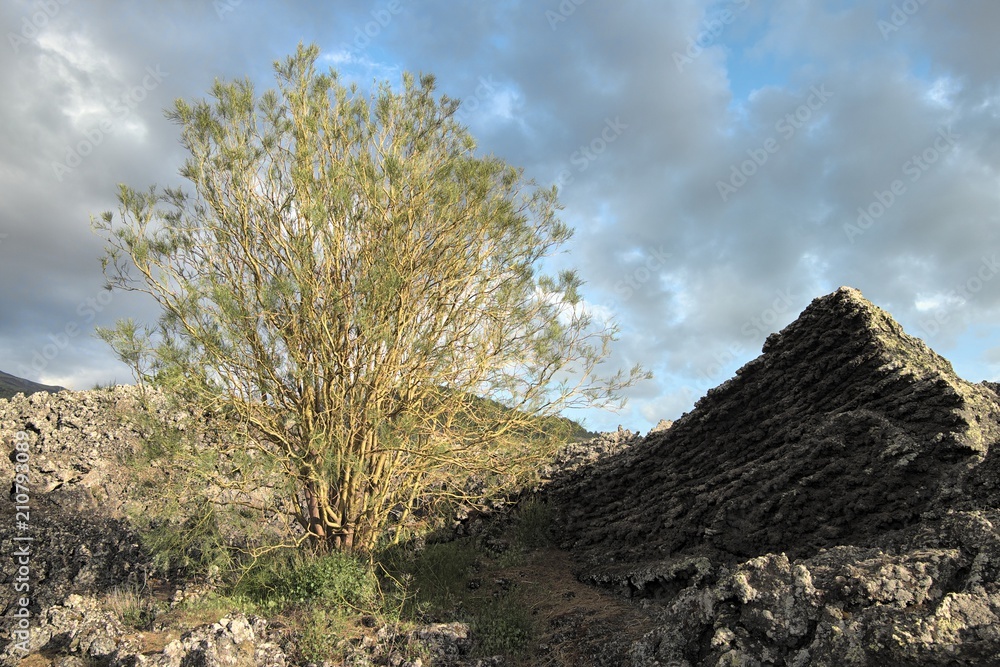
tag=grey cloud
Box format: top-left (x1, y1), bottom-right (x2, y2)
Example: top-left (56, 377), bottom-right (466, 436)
top-left (1, 1), bottom-right (998, 431)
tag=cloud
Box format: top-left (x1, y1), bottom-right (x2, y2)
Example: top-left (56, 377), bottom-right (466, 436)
top-left (0, 1), bottom-right (998, 432)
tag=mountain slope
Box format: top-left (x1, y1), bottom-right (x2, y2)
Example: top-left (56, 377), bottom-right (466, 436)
top-left (0, 369), bottom-right (64, 400)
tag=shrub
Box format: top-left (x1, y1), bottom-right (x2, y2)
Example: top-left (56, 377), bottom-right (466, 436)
top-left (232, 549), bottom-right (376, 610)
top-left (509, 498), bottom-right (553, 551)
top-left (139, 502), bottom-right (233, 579)
top-left (293, 607), bottom-right (352, 664)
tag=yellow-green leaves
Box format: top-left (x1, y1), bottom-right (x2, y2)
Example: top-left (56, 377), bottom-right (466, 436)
top-left (94, 43), bottom-right (646, 554)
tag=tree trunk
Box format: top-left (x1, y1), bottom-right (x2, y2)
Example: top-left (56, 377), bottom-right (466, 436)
top-left (304, 480), bottom-right (326, 544)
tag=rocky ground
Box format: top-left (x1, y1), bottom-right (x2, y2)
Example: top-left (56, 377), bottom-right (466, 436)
top-left (2, 286), bottom-right (1000, 665)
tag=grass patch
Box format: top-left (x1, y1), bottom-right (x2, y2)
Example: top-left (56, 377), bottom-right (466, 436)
top-left (471, 593), bottom-right (537, 658)
top-left (376, 498), bottom-right (555, 659)
top-left (507, 498), bottom-right (553, 551)
top-left (232, 549), bottom-right (377, 611)
top-left (101, 584), bottom-right (161, 630)
top-left (379, 538), bottom-right (479, 620)
top-left (153, 591), bottom-right (255, 629)
top-left (288, 606), bottom-right (356, 664)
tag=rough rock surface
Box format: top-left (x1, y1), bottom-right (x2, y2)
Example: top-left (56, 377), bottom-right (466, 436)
top-left (0, 387), bottom-right (267, 665)
top-left (0, 387), bottom-right (207, 619)
top-left (0, 493), bottom-right (150, 619)
top-left (0, 594), bottom-right (288, 666)
top-left (0, 385), bottom-right (214, 509)
top-left (541, 425), bottom-right (644, 478)
top-left (548, 286), bottom-right (1000, 664)
top-left (119, 613), bottom-right (288, 666)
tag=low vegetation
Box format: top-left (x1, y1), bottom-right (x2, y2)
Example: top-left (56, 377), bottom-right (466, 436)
top-left (109, 500), bottom-right (559, 662)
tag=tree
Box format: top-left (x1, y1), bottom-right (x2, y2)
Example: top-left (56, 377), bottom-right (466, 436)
top-left (94, 44), bottom-right (648, 553)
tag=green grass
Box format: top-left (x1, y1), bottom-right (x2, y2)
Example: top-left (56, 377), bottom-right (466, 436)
top-left (232, 548), bottom-right (377, 610)
top-left (102, 498), bottom-right (552, 663)
top-left (375, 498), bottom-right (555, 658)
top-left (471, 593), bottom-right (537, 658)
top-left (380, 538), bottom-right (480, 620)
top-left (101, 583), bottom-right (161, 630)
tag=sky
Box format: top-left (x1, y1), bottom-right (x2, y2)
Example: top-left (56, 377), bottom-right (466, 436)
top-left (1, 0), bottom-right (998, 433)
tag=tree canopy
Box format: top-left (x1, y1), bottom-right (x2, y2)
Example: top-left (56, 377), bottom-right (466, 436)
top-left (95, 44), bottom-right (647, 553)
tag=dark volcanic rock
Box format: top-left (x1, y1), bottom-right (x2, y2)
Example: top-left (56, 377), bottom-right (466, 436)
top-left (548, 286), bottom-right (1000, 665)
top-left (630, 510), bottom-right (1000, 666)
top-left (552, 286), bottom-right (1000, 574)
top-left (0, 494), bottom-right (150, 619)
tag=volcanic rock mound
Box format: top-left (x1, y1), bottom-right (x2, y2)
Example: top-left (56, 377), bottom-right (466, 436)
top-left (553, 286), bottom-right (1000, 572)
top-left (548, 286), bottom-right (1000, 664)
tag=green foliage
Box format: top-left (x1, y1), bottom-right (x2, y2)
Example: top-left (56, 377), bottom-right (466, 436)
top-left (90, 379), bottom-right (118, 391)
top-left (290, 607), bottom-right (352, 664)
top-left (140, 502), bottom-right (234, 578)
top-left (94, 41), bottom-right (648, 554)
top-left (375, 500), bottom-right (557, 658)
top-left (232, 549), bottom-right (376, 610)
top-left (121, 413), bottom-right (235, 578)
top-left (120, 396), bottom-right (303, 590)
top-left (95, 318), bottom-right (154, 390)
top-left (380, 539), bottom-right (479, 619)
top-left (470, 593), bottom-right (537, 658)
top-left (508, 498), bottom-right (554, 551)
top-left (162, 591), bottom-right (256, 623)
top-left (129, 411), bottom-right (187, 462)
top-left (379, 535), bottom-right (540, 658)
top-left (101, 584), bottom-right (160, 630)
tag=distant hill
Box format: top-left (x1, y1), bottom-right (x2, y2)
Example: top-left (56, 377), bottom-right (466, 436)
top-left (0, 370), bottom-right (65, 400)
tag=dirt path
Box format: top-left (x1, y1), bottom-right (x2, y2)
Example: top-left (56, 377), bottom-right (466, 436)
top-left (489, 547), bottom-right (658, 666)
